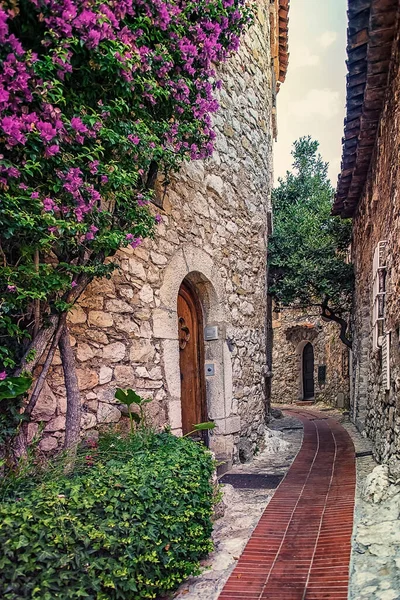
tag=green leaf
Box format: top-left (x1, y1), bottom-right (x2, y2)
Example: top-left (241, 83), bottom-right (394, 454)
top-left (0, 376), bottom-right (32, 401)
top-left (191, 422), bottom-right (216, 432)
top-left (115, 388), bottom-right (144, 406)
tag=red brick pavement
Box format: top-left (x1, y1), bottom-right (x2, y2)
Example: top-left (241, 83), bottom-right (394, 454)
top-left (218, 409), bottom-right (356, 600)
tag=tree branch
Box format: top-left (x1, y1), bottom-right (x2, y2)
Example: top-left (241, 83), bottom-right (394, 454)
top-left (59, 324), bottom-right (81, 453)
top-left (321, 299), bottom-right (352, 349)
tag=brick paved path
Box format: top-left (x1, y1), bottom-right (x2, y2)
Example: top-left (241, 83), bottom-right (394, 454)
top-left (219, 409), bottom-right (356, 600)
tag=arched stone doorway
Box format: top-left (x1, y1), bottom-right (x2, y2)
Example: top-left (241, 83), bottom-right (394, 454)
top-left (156, 245), bottom-right (239, 464)
top-left (177, 279), bottom-right (207, 441)
top-left (302, 342), bottom-right (315, 400)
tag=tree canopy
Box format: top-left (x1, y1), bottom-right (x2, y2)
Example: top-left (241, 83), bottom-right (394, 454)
top-left (268, 137), bottom-right (354, 347)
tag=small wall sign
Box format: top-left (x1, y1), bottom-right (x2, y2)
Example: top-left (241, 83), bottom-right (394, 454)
top-left (205, 325), bottom-right (219, 341)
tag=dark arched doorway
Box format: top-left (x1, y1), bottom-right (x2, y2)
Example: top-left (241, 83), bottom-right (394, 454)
top-left (302, 342), bottom-right (315, 400)
top-left (177, 280), bottom-right (207, 441)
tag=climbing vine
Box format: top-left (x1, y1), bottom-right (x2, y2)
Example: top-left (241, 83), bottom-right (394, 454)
top-left (0, 0), bottom-right (253, 450)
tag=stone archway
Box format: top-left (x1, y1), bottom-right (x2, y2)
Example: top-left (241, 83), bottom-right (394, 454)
top-left (155, 245), bottom-right (237, 462)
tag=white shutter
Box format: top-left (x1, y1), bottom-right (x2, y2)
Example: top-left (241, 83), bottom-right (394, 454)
top-left (372, 241), bottom-right (388, 351)
top-left (382, 333), bottom-right (391, 391)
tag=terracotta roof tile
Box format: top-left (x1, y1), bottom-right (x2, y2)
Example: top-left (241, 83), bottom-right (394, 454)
top-left (333, 0), bottom-right (399, 217)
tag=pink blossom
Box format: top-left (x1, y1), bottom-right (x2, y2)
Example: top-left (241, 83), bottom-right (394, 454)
top-left (45, 145), bottom-right (60, 157)
top-left (7, 285), bottom-right (16, 292)
top-left (0, 371), bottom-right (7, 381)
top-left (128, 135), bottom-right (140, 145)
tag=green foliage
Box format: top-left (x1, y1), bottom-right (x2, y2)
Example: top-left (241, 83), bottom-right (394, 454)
top-left (0, 432), bottom-right (215, 599)
top-left (115, 388), bottom-right (152, 433)
top-left (183, 422), bottom-right (216, 438)
top-left (0, 376), bottom-right (32, 401)
top-left (268, 137), bottom-right (354, 315)
top-left (0, 375), bottom-right (33, 446)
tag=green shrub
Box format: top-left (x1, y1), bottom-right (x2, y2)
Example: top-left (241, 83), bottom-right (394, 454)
top-left (0, 433), bottom-right (215, 599)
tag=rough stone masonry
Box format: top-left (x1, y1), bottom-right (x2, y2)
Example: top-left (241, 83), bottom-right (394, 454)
top-left (32, 1), bottom-right (290, 465)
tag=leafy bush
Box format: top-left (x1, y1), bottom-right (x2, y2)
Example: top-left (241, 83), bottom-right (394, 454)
top-left (0, 432), bottom-right (215, 599)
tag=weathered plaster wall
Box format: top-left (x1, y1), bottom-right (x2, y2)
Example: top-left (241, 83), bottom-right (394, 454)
top-left (271, 307), bottom-right (350, 407)
top-left (35, 2), bottom-right (275, 464)
top-left (351, 26), bottom-right (400, 467)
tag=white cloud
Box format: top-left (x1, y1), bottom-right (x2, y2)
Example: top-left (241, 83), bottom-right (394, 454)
top-left (318, 31), bottom-right (338, 48)
top-left (289, 45), bottom-right (320, 69)
top-left (288, 89), bottom-right (341, 120)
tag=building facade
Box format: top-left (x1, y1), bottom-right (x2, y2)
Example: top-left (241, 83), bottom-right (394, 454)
top-left (334, 0), bottom-right (400, 467)
top-left (270, 307), bottom-right (350, 408)
top-left (32, 1), bottom-right (290, 466)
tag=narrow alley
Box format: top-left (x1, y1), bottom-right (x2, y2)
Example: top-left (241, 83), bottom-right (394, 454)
top-left (219, 409), bottom-right (355, 600)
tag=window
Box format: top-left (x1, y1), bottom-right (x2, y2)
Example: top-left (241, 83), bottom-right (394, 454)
top-left (372, 240), bottom-right (390, 390)
top-left (372, 240), bottom-right (387, 351)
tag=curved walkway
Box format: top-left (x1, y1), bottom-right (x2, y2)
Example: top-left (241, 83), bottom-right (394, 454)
top-left (218, 408), bottom-right (356, 600)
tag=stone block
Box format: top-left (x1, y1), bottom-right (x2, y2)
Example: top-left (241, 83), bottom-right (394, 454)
top-left (215, 416), bottom-right (241, 435)
top-left (76, 342), bottom-right (95, 362)
top-left (130, 339), bottom-right (155, 363)
top-left (88, 311), bottom-right (113, 328)
top-left (168, 400), bottom-right (182, 430)
top-left (102, 342), bottom-right (126, 362)
top-left (113, 365), bottom-right (135, 387)
top-left (39, 436), bottom-right (59, 452)
top-left (31, 382), bottom-right (57, 422)
top-left (153, 309), bottom-right (179, 340)
top-left (106, 299), bottom-right (134, 313)
top-left (44, 415), bottom-right (66, 432)
top-left (139, 284), bottom-right (154, 304)
top-left (97, 402), bottom-right (121, 424)
top-left (68, 305), bottom-right (87, 324)
top-left (81, 413), bottom-right (97, 429)
top-left (206, 174), bottom-right (224, 197)
top-left (77, 368), bottom-right (99, 391)
top-left (128, 259), bottom-right (147, 280)
top-left (99, 366), bottom-right (113, 385)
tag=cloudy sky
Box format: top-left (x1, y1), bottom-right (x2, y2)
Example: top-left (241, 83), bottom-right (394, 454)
top-left (274, 0), bottom-right (348, 185)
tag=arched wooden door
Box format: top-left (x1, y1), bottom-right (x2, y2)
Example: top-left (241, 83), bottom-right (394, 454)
top-left (303, 343), bottom-right (315, 400)
top-left (177, 281), bottom-right (207, 440)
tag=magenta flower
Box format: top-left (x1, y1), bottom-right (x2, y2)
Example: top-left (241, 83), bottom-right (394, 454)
top-left (0, 371), bottom-right (7, 381)
top-left (70, 117), bottom-right (88, 134)
top-left (37, 121), bottom-right (57, 143)
top-left (45, 145), bottom-right (60, 157)
top-left (128, 134), bottom-right (140, 145)
top-left (7, 285), bottom-right (16, 292)
top-left (43, 197), bottom-right (57, 212)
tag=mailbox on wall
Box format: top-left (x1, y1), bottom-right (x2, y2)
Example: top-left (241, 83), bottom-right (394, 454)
top-left (318, 365), bottom-right (327, 385)
top-left (204, 326), bottom-right (219, 341)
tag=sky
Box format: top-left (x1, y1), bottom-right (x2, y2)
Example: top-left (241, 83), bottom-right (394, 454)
top-left (274, 0), bottom-right (348, 185)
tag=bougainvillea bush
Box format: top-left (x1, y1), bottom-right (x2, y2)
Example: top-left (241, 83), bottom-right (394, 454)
top-left (0, 0), bottom-right (252, 446)
top-left (0, 432), bottom-right (216, 599)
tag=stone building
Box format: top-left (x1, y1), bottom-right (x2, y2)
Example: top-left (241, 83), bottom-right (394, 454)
top-left (270, 307), bottom-right (350, 407)
top-left (333, 0), bottom-right (400, 467)
top-left (33, 1), bottom-right (290, 466)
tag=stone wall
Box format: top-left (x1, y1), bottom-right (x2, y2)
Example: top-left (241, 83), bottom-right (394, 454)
top-left (35, 2), bottom-right (276, 464)
top-left (271, 307), bottom-right (350, 407)
top-left (351, 25), bottom-right (400, 467)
